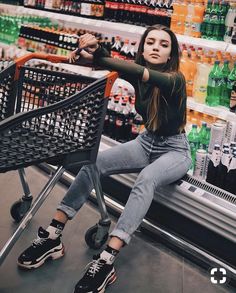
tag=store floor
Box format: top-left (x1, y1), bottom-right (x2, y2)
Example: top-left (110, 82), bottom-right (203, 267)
top-left (0, 167), bottom-right (234, 293)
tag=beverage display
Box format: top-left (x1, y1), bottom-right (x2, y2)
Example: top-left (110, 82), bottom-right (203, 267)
top-left (201, 0), bottom-right (229, 41)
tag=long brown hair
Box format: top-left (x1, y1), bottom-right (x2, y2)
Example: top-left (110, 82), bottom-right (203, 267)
top-left (135, 24), bottom-right (186, 132)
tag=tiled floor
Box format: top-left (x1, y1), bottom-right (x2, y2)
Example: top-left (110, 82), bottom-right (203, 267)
top-left (0, 166), bottom-right (234, 293)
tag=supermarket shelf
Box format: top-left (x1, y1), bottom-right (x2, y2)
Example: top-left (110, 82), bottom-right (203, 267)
top-left (1, 3), bottom-right (235, 53)
top-left (176, 34), bottom-right (228, 51)
top-left (187, 97), bottom-right (236, 122)
top-left (226, 43), bottom-right (236, 54)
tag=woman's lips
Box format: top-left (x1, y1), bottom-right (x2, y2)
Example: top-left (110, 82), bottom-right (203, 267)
top-left (150, 54), bottom-right (160, 58)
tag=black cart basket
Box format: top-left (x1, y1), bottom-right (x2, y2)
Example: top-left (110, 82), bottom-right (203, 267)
top-left (0, 53), bottom-right (118, 265)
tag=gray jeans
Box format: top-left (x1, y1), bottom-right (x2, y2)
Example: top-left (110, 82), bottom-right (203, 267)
top-left (58, 131), bottom-right (191, 244)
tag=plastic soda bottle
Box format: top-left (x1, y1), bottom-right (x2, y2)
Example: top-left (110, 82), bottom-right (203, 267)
top-left (191, 0), bottom-right (205, 38)
top-left (220, 60), bottom-right (231, 107)
top-left (187, 124), bottom-right (200, 169)
top-left (199, 121), bottom-right (208, 149)
top-left (193, 56), bottom-right (212, 103)
top-left (206, 60), bottom-right (222, 106)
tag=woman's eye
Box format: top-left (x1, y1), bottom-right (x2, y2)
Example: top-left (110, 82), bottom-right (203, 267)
top-left (162, 43), bottom-right (169, 48)
top-left (146, 42), bottom-right (153, 45)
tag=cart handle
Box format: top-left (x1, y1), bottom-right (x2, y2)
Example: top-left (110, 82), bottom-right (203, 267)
top-left (14, 52), bottom-right (69, 80)
top-left (13, 52), bottom-right (119, 97)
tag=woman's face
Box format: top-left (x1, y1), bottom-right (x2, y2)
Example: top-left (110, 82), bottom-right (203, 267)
top-left (143, 30), bottom-right (172, 67)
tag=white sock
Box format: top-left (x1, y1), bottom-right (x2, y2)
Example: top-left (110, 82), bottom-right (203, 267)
top-left (46, 225), bottom-right (62, 240)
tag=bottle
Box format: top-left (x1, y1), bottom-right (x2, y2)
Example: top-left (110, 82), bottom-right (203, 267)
top-left (130, 113), bottom-right (143, 140)
top-left (224, 3), bottom-right (236, 43)
top-left (110, 36), bottom-right (122, 58)
top-left (188, 49), bottom-right (198, 97)
top-left (198, 121), bottom-right (207, 149)
top-left (220, 60), bottom-right (231, 107)
top-left (206, 144), bottom-right (221, 185)
top-left (184, 0), bottom-right (194, 35)
top-left (232, 15), bottom-right (236, 44)
top-left (224, 151), bottom-right (236, 194)
top-left (229, 79), bottom-right (236, 113)
top-left (180, 49), bottom-right (192, 96)
top-left (191, 0), bottom-right (205, 38)
top-left (227, 62), bottom-right (236, 108)
top-left (206, 60), bottom-right (222, 106)
top-left (193, 56), bottom-right (212, 103)
top-left (216, 148), bottom-right (231, 189)
top-left (119, 39), bottom-right (130, 60)
top-left (127, 41), bottom-right (137, 61)
top-left (187, 124), bottom-right (200, 169)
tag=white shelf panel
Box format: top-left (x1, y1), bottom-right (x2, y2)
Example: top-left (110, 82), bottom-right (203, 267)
top-left (187, 98), bottom-right (236, 122)
top-left (176, 34), bottom-right (228, 51)
top-left (226, 43), bottom-right (236, 55)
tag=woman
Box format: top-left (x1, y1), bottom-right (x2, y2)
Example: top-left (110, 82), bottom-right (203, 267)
top-left (18, 25), bottom-right (191, 293)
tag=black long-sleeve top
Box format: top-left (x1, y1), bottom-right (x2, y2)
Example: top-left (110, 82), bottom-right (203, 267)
top-left (93, 46), bottom-right (187, 136)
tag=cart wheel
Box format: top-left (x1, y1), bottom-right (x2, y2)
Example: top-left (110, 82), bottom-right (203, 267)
top-left (10, 200), bottom-right (26, 223)
top-left (85, 225), bottom-right (109, 249)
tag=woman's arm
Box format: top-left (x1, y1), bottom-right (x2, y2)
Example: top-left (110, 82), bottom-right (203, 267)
top-left (70, 33), bottom-right (183, 93)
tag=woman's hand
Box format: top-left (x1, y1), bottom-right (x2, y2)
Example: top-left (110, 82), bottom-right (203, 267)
top-left (79, 33), bottom-right (99, 53)
top-left (68, 33), bottom-right (99, 63)
top-left (68, 49), bottom-right (78, 63)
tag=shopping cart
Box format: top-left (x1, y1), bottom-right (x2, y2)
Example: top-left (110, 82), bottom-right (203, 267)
top-left (0, 53), bottom-right (118, 265)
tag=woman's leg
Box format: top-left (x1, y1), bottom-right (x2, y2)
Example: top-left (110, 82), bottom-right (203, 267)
top-left (57, 138), bottom-right (150, 220)
top-left (110, 150), bottom-right (191, 245)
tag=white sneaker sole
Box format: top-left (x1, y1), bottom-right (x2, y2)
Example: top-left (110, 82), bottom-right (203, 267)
top-left (17, 245), bottom-right (65, 269)
top-left (73, 268), bottom-right (117, 293)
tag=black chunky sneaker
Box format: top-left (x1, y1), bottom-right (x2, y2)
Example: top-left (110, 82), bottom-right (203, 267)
top-left (74, 255), bottom-right (117, 293)
top-left (17, 227), bottom-right (65, 269)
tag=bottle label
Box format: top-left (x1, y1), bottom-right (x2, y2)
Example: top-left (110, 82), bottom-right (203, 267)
top-left (199, 85), bottom-right (207, 93)
top-left (116, 119), bottom-right (123, 127)
top-left (191, 22), bottom-right (201, 33)
top-left (131, 124), bottom-right (141, 134)
top-left (228, 158), bottom-right (236, 172)
top-left (210, 150), bottom-right (221, 167)
top-left (222, 154), bottom-right (231, 168)
top-left (80, 3), bottom-right (92, 16)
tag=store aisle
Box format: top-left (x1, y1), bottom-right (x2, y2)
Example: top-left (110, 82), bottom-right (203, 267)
top-left (0, 167), bottom-right (233, 293)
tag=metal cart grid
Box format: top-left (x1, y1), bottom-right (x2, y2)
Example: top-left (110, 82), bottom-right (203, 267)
top-left (0, 53), bottom-right (118, 265)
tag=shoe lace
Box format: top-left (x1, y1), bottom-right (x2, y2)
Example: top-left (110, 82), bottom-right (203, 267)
top-left (86, 259), bottom-right (105, 278)
top-left (32, 237), bottom-right (47, 246)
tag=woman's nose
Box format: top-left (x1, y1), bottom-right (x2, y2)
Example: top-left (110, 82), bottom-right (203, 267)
top-left (153, 45), bottom-right (160, 51)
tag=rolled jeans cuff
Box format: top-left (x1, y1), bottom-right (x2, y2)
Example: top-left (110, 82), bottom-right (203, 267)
top-left (57, 203), bottom-right (77, 220)
top-left (109, 229), bottom-right (131, 245)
